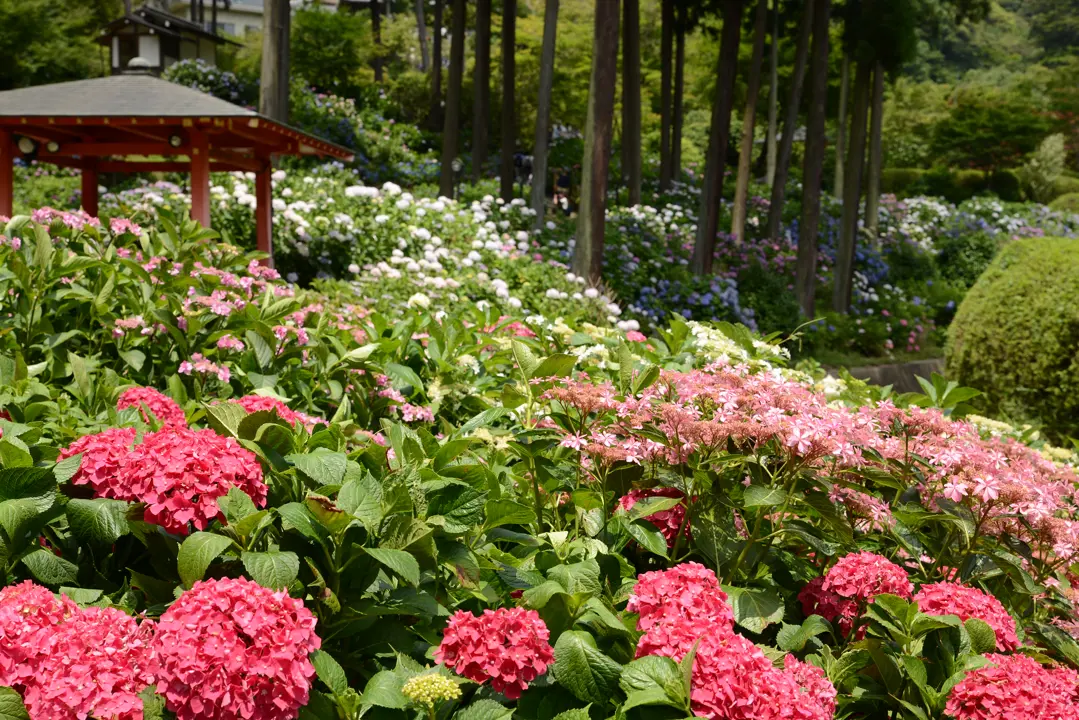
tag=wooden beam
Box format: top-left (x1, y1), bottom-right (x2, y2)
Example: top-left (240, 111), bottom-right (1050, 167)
top-left (81, 162), bottom-right (99, 218)
top-left (0, 130), bottom-right (11, 218)
top-left (95, 160), bottom-right (250, 172)
top-left (190, 128), bottom-right (211, 227)
top-left (209, 148), bottom-right (261, 172)
top-left (255, 160), bottom-right (274, 266)
top-left (40, 142), bottom-right (187, 157)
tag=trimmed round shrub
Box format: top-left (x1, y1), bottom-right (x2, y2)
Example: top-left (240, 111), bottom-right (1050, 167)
top-left (1050, 192), bottom-right (1079, 214)
top-left (946, 237), bottom-right (1079, 438)
top-left (934, 229), bottom-right (1000, 289)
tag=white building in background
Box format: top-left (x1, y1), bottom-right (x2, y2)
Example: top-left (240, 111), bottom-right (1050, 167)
top-left (165, 0), bottom-right (351, 39)
top-left (96, 4), bottom-right (235, 75)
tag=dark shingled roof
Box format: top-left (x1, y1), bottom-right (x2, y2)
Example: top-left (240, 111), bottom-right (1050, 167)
top-left (0, 75), bottom-right (257, 118)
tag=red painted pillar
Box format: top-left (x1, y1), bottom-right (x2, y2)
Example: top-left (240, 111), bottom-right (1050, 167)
top-left (189, 129), bottom-right (211, 227)
top-left (81, 162), bottom-right (99, 218)
top-left (255, 160), bottom-right (274, 267)
top-left (0, 130), bottom-right (12, 219)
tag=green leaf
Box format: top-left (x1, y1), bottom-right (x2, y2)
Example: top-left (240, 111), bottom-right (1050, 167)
top-left (68, 352), bottom-right (92, 400)
top-left (456, 408), bottom-right (508, 438)
top-left (0, 467), bottom-right (56, 509)
top-left (66, 498), bottom-right (130, 545)
top-left (21, 548), bottom-right (78, 585)
top-left (138, 686), bottom-right (166, 720)
top-left (627, 496), bottom-right (683, 522)
top-left (550, 709), bottom-right (592, 720)
top-left (626, 519), bottom-right (669, 558)
top-left (776, 615), bottom-right (832, 652)
top-left (484, 498), bottom-right (535, 529)
top-left (310, 649), bottom-right (349, 695)
top-left (177, 532), bottom-right (234, 588)
top-left (620, 655), bottom-right (682, 694)
top-left (0, 687), bottom-right (29, 720)
top-left (337, 473), bottom-right (383, 529)
top-left (242, 550), bottom-right (300, 589)
top-left (552, 630), bottom-right (623, 705)
top-left (245, 330), bottom-right (274, 369)
top-left (366, 547), bottom-right (421, 585)
top-left (218, 487), bottom-right (257, 524)
top-left (288, 449), bottom-right (348, 486)
top-left (964, 618), bottom-right (997, 654)
top-left (53, 453), bottom-right (83, 484)
top-left (361, 670), bottom-right (408, 709)
top-left (532, 353), bottom-right (577, 380)
top-left (384, 362), bottom-right (425, 394)
top-left (203, 401), bottom-right (248, 438)
top-left (512, 340), bottom-right (541, 379)
top-left (743, 485), bottom-right (788, 507)
top-left (427, 482), bottom-right (486, 532)
top-left (452, 699), bottom-right (514, 720)
top-left (692, 504), bottom-right (740, 569)
top-left (725, 586), bottom-right (785, 633)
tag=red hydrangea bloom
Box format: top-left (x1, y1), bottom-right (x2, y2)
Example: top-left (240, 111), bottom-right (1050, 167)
top-left (21, 606), bottom-right (155, 720)
top-left (914, 582), bottom-right (1018, 651)
top-left (784, 655), bottom-right (838, 720)
top-left (945, 653), bottom-right (1079, 720)
top-left (57, 427), bottom-right (138, 498)
top-left (627, 562), bottom-right (734, 632)
top-left (117, 386), bottom-right (186, 427)
top-left (797, 577), bottom-right (859, 637)
top-left (617, 488), bottom-right (688, 547)
top-left (0, 581), bottom-right (78, 688)
top-left (230, 394), bottom-right (320, 428)
top-left (434, 608), bottom-right (554, 699)
top-left (822, 552), bottom-right (913, 602)
top-left (153, 578), bottom-right (321, 720)
top-left (118, 427), bottom-right (266, 534)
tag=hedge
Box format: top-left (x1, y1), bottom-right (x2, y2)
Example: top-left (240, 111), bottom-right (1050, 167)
top-left (881, 168), bottom-right (1022, 202)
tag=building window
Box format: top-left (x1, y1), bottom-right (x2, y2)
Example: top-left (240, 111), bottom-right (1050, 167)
top-left (161, 34), bottom-right (180, 64)
top-left (218, 22), bottom-right (236, 36)
top-left (117, 34), bottom-right (139, 68)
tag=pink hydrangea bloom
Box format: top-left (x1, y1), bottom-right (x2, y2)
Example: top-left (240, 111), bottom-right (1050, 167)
top-left (797, 576), bottom-right (859, 637)
top-left (435, 608), bottom-right (554, 699)
top-left (57, 427), bottom-right (138, 498)
top-left (118, 427), bottom-right (267, 534)
top-left (821, 552), bottom-right (913, 602)
top-left (154, 578), bottom-right (321, 720)
top-left (913, 582), bottom-right (1018, 651)
top-left (0, 581), bottom-right (78, 688)
top-left (21, 606), bottom-right (155, 720)
top-left (216, 334), bottom-right (245, 352)
top-left (945, 653), bottom-right (1079, 720)
top-left (230, 394), bottom-right (321, 428)
top-left (617, 488), bottom-right (688, 547)
top-left (783, 655), bottom-right (838, 720)
top-left (109, 217), bottom-right (141, 236)
top-left (627, 562), bottom-right (733, 632)
top-left (117, 386), bottom-right (186, 427)
top-left (626, 330), bottom-right (648, 342)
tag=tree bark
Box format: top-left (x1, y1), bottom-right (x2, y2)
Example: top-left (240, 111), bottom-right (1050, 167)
top-left (795, 0), bottom-right (831, 317)
top-left (834, 53), bottom-right (849, 199)
top-left (371, 0), bottom-right (383, 83)
top-left (865, 61), bottom-right (885, 242)
top-left (691, 0), bottom-right (745, 275)
top-left (415, 0), bottom-right (430, 71)
top-left (259, 0), bottom-right (290, 123)
top-left (622, 0), bottom-right (642, 205)
top-left (573, 0), bottom-right (620, 283)
top-left (658, 0), bottom-right (673, 190)
top-left (430, 0), bottom-right (444, 130)
top-left (500, 0), bottom-right (517, 200)
top-left (765, 0), bottom-right (812, 240)
top-left (671, 3), bottom-right (685, 182)
top-left (472, 0), bottom-right (492, 182)
top-left (530, 0), bottom-right (560, 230)
top-left (765, 0), bottom-right (778, 186)
top-left (832, 59), bottom-right (872, 313)
top-left (439, 0), bottom-right (467, 198)
top-left (211, 0), bottom-right (218, 35)
top-left (731, 0), bottom-right (768, 244)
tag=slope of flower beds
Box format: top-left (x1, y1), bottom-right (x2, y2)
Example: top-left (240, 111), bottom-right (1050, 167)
top-left (3, 212), bottom-right (1079, 720)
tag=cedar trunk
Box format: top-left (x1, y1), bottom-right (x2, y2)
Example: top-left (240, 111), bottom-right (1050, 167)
top-left (765, 0), bottom-right (779, 186)
top-left (731, 0), bottom-right (769, 244)
top-left (500, 0), bottom-right (517, 200)
top-left (259, 0), bottom-right (290, 124)
top-left (530, 0), bottom-right (560, 229)
top-left (671, 4), bottom-right (685, 181)
top-left (472, 0), bottom-right (492, 182)
top-left (658, 0), bottom-right (673, 190)
top-left (865, 61), bottom-right (885, 242)
top-left (832, 59), bottom-right (872, 313)
top-left (430, 0), bottom-right (444, 130)
top-left (834, 53), bottom-right (850, 199)
top-left (371, 0), bottom-right (383, 83)
top-left (439, 0), bottom-right (467, 198)
top-left (573, 0), bottom-right (620, 283)
top-left (795, 0), bottom-right (831, 317)
top-left (415, 0), bottom-right (430, 71)
top-left (765, 0), bottom-right (813, 240)
top-left (622, 0), bottom-right (642, 205)
top-left (691, 0), bottom-right (745, 275)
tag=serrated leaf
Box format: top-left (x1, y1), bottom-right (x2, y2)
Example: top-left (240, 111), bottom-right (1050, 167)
top-left (366, 547), bottom-right (421, 585)
top-left (726, 586), bottom-right (785, 633)
top-left (66, 498), bottom-right (130, 545)
top-left (0, 687), bottom-right (29, 720)
top-left (203, 401), bottom-right (248, 438)
top-left (384, 362), bottom-right (425, 394)
top-left (242, 550), bottom-right (299, 589)
top-left (626, 519), bottom-right (669, 558)
top-left (776, 615), bottom-right (832, 652)
top-left (310, 649), bottom-right (349, 695)
top-left (552, 630), bottom-right (623, 705)
top-left (337, 473), bottom-right (383, 529)
top-left (361, 670), bottom-right (408, 708)
top-left (512, 340), bottom-right (541, 379)
top-left (484, 498), bottom-right (535, 529)
top-left (288, 449), bottom-right (348, 486)
top-left (177, 532), bottom-right (234, 588)
top-left (743, 485), bottom-right (788, 507)
top-left (452, 699), bottom-right (514, 720)
top-left (532, 353), bottom-right (577, 380)
top-left (21, 548), bottom-right (78, 585)
top-left (964, 618), bottom-right (997, 654)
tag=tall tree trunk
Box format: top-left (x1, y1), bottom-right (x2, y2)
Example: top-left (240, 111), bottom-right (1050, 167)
top-left (211, 0), bottom-right (218, 35)
top-left (573, 0), bottom-right (620, 283)
top-left (259, 0), bottom-right (290, 123)
top-left (416, 0), bottom-right (430, 71)
top-left (371, 0), bottom-right (383, 83)
top-left (832, 59), bottom-right (872, 313)
top-left (530, 0), bottom-right (560, 230)
top-left (691, 0), bottom-right (745, 275)
top-left (671, 4), bottom-right (685, 183)
top-left (765, 0), bottom-right (812, 239)
top-left (865, 61), bottom-right (885, 243)
top-left (833, 53), bottom-right (850, 199)
top-left (622, 0), bottom-right (642, 205)
top-left (658, 0), bottom-right (673, 190)
top-left (439, 0), bottom-right (467, 198)
top-left (795, 0), bottom-right (831, 317)
top-left (430, 0), bottom-right (444, 130)
top-left (472, 0), bottom-right (492, 182)
top-left (765, 0), bottom-right (778, 186)
top-left (500, 0), bottom-right (517, 200)
top-left (731, 0), bottom-right (768, 244)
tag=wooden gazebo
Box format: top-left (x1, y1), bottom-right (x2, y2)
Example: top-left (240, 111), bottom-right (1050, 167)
top-left (0, 67), bottom-right (354, 264)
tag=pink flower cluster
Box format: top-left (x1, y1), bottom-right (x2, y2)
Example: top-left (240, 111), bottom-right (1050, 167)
top-left (109, 217), bottom-right (141, 235)
top-left (617, 488), bottom-right (689, 547)
top-left (435, 608), bottom-right (554, 699)
top-left (0, 582), bottom-right (152, 720)
top-left (117, 386), bottom-right (186, 427)
top-left (945, 653), bottom-right (1079, 720)
top-left (30, 206), bottom-right (100, 230)
top-left (629, 564), bottom-right (836, 720)
top-left (230, 394), bottom-right (321, 428)
top-left (60, 426), bottom-right (266, 535)
top-left (799, 552), bottom-right (912, 637)
top-left (913, 582), bottom-right (1018, 651)
top-left (178, 353), bottom-right (231, 383)
top-left (154, 578), bottom-right (320, 720)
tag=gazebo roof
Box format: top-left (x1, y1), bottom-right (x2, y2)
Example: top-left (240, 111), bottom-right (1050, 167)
top-left (95, 5), bottom-right (239, 46)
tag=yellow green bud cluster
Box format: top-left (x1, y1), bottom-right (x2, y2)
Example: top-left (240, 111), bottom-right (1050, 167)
top-left (402, 673), bottom-right (461, 707)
